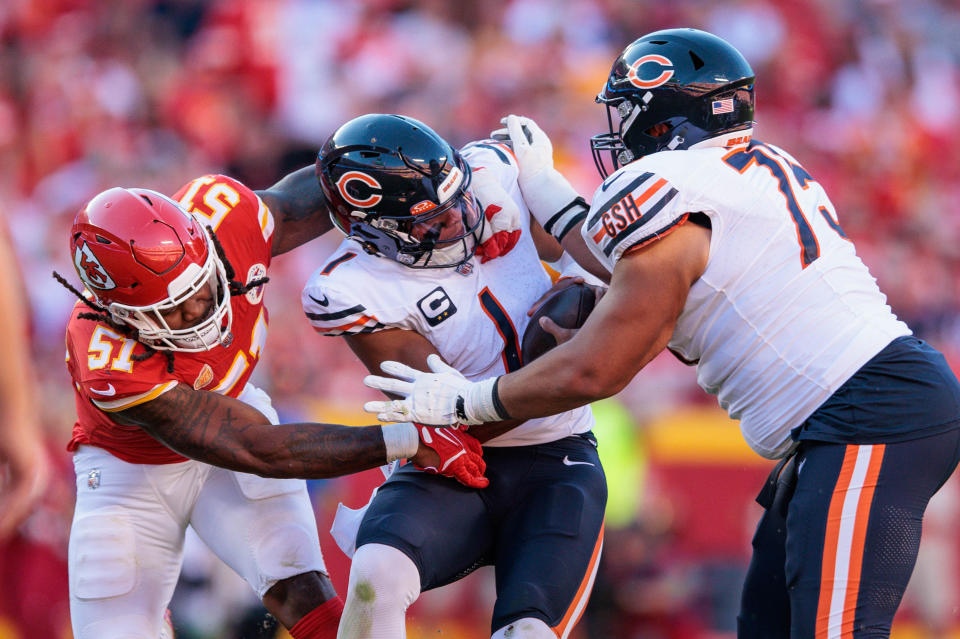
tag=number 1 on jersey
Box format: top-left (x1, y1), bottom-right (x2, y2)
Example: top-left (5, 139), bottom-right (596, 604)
top-left (478, 288), bottom-right (523, 372)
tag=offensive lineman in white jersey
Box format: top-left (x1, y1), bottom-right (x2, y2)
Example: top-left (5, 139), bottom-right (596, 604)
top-left (303, 114), bottom-right (606, 639)
top-left (364, 29), bottom-right (960, 638)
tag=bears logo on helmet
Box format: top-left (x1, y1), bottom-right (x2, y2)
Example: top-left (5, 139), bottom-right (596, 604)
top-left (626, 54), bottom-right (675, 89)
top-left (317, 114), bottom-right (484, 269)
top-left (336, 171), bottom-right (383, 208)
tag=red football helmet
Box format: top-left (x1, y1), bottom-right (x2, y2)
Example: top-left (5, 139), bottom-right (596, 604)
top-left (70, 187), bottom-right (233, 351)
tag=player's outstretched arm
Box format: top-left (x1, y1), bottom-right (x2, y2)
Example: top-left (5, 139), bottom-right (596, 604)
top-left (365, 220), bottom-right (709, 424)
top-left (111, 383), bottom-right (419, 479)
top-left (257, 166), bottom-right (334, 257)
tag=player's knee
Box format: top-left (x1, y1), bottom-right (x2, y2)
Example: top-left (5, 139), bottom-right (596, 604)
top-left (339, 544), bottom-right (420, 638)
top-left (347, 543), bottom-right (420, 609)
top-left (491, 617), bottom-right (555, 639)
top-left (253, 522), bottom-right (321, 592)
top-left (264, 570), bottom-right (337, 625)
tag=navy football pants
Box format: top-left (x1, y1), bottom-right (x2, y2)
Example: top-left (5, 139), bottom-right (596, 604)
top-left (738, 429), bottom-right (960, 638)
top-left (356, 433), bottom-right (607, 636)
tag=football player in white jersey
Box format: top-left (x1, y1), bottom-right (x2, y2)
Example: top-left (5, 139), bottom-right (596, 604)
top-left (304, 113), bottom-right (606, 639)
top-left (364, 29), bottom-right (960, 639)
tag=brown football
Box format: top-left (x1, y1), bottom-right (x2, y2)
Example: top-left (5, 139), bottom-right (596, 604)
top-left (521, 282), bottom-right (597, 363)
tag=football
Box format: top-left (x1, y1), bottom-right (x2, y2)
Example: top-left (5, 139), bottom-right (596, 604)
top-left (521, 281), bottom-right (597, 363)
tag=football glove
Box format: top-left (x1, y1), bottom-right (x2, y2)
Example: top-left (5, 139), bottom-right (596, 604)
top-left (491, 115), bottom-right (585, 241)
top-left (363, 354), bottom-right (502, 426)
top-left (415, 423), bottom-right (489, 489)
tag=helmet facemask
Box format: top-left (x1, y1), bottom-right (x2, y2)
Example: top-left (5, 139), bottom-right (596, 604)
top-left (106, 231), bottom-right (234, 352)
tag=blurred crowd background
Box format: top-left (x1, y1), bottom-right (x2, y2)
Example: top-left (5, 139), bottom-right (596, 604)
top-left (2, 0), bottom-right (960, 637)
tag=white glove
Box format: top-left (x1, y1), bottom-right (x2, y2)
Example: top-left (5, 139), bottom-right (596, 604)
top-left (363, 354), bottom-right (502, 426)
top-left (491, 115), bottom-right (586, 240)
top-left (469, 165), bottom-right (523, 263)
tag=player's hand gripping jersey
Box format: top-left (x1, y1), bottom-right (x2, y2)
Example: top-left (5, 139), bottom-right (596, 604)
top-left (582, 141), bottom-right (910, 459)
top-left (66, 175), bottom-right (276, 464)
top-left (304, 141), bottom-right (594, 446)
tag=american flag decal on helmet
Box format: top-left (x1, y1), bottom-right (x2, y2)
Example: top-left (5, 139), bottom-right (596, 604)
top-left (712, 98), bottom-right (734, 114)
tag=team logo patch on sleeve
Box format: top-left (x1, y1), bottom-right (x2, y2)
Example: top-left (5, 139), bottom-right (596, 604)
top-left (587, 172), bottom-right (679, 257)
top-left (193, 363), bottom-right (214, 390)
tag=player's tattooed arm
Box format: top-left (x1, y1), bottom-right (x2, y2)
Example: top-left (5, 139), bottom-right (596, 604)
top-left (257, 166), bottom-right (334, 257)
top-left (111, 383), bottom-right (402, 478)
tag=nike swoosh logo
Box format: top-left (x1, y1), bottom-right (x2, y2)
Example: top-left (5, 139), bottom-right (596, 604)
top-left (90, 384), bottom-right (116, 397)
top-left (562, 455), bottom-right (595, 467)
top-left (308, 293), bottom-right (329, 307)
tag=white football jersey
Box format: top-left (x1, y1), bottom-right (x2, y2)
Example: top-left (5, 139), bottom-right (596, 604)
top-left (304, 141), bottom-right (594, 447)
top-left (582, 141), bottom-right (910, 459)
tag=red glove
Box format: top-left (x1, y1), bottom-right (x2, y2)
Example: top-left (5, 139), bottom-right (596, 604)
top-left (470, 165), bottom-right (523, 263)
top-left (475, 204), bottom-right (521, 263)
top-left (414, 424), bottom-right (489, 489)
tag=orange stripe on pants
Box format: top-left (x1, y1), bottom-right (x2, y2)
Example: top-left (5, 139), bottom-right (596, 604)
top-left (552, 521), bottom-right (605, 639)
top-left (815, 444), bottom-right (885, 638)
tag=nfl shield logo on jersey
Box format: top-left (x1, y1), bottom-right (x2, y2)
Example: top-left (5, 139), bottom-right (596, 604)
top-left (87, 468), bottom-right (101, 490)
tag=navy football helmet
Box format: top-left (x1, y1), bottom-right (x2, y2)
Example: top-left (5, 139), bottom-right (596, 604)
top-left (591, 28), bottom-right (756, 176)
top-left (317, 114), bottom-right (484, 268)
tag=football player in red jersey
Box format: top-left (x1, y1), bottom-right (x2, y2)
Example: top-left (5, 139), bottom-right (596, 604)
top-left (57, 167), bottom-right (486, 639)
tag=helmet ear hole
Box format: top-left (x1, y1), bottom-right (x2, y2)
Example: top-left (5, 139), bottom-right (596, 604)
top-left (645, 122), bottom-right (671, 138)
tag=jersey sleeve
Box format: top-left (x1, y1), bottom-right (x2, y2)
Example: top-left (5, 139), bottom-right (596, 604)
top-left (581, 166), bottom-right (688, 271)
top-left (301, 252), bottom-right (413, 337)
top-left (173, 174), bottom-right (275, 266)
top-left (460, 139), bottom-right (520, 190)
top-left (66, 314), bottom-right (179, 412)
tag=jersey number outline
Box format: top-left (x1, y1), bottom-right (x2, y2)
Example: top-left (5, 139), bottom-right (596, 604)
top-left (723, 143), bottom-right (847, 268)
top-left (177, 176), bottom-right (241, 231)
top-left (87, 326), bottom-right (137, 372)
top-left (478, 288), bottom-right (522, 372)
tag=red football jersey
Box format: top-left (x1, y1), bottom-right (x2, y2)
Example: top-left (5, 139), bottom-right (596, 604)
top-left (66, 174), bottom-right (276, 464)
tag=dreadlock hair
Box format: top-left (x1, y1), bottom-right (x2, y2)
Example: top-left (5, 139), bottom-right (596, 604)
top-left (53, 271), bottom-right (176, 373)
top-left (206, 226), bottom-right (270, 295)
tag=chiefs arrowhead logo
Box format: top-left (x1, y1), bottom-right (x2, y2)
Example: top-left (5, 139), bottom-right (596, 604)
top-left (74, 241), bottom-right (116, 290)
top-left (193, 363), bottom-right (214, 390)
